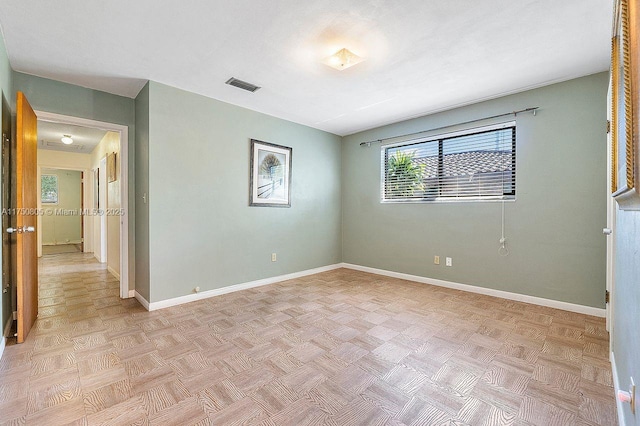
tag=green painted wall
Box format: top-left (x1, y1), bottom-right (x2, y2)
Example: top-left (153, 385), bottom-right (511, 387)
top-left (613, 208), bottom-right (640, 425)
top-left (41, 169), bottom-right (82, 245)
top-left (145, 81), bottom-right (342, 303)
top-left (12, 72), bottom-right (136, 291)
top-left (134, 82), bottom-right (150, 301)
top-left (0, 32), bottom-right (13, 336)
top-left (342, 72), bottom-right (609, 308)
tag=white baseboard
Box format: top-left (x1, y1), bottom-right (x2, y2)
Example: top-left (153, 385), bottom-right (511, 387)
top-left (128, 290), bottom-right (135, 298)
top-left (42, 240), bottom-right (83, 246)
top-left (610, 351), bottom-right (627, 426)
top-left (0, 336), bottom-right (5, 363)
top-left (133, 261), bottom-right (604, 317)
top-left (107, 266), bottom-right (120, 280)
top-left (340, 263), bottom-right (606, 317)
top-left (143, 264), bottom-right (342, 312)
top-left (134, 291), bottom-right (150, 310)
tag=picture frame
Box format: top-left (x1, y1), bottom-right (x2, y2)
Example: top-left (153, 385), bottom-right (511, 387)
top-left (107, 152), bottom-right (117, 183)
top-left (249, 139), bottom-right (292, 207)
top-left (611, 0), bottom-right (640, 209)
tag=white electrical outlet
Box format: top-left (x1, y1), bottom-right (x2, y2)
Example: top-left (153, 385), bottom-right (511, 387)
top-left (194, 286), bottom-right (200, 293)
top-left (434, 255), bottom-right (440, 265)
top-left (271, 253), bottom-right (277, 262)
top-left (446, 257), bottom-right (452, 267)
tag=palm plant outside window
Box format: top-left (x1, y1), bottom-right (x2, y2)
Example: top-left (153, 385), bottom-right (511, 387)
top-left (382, 123), bottom-right (516, 202)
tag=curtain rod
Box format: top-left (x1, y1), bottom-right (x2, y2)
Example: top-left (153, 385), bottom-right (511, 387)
top-left (359, 107), bottom-right (539, 147)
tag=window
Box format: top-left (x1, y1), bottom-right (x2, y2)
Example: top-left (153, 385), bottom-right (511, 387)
top-left (41, 174), bottom-right (59, 204)
top-left (382, 122), bottom-right (516, 202)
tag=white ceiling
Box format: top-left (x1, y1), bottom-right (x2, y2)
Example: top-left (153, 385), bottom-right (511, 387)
top-left (0, 0), bottom-right (612, 136)
top-left (38, 120), bottom-right (107, 154)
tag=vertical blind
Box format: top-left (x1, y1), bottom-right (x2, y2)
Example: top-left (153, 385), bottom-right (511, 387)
top-left (382, 123), bottom-right (516, 202)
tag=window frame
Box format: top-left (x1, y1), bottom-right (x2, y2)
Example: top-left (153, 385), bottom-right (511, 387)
top-left (380, 121), bottom-right (516, 203)
top-left (41, 174), bottom-right (59, 204)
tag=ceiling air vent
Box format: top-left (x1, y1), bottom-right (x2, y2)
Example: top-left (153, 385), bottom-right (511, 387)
top-left (41, 140), bottom-right (84, 151)
top-left (225, 77), bottom-right (261, 93)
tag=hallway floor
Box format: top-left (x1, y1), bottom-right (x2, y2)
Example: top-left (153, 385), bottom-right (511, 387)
top-left (0, 253), bottom-right (617, 425)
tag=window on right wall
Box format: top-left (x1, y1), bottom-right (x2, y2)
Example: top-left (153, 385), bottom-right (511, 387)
top-left (381, 122), bottom-right (516, 202)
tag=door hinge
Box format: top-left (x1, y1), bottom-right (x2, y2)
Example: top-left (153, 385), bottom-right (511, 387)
top-left (605, 290), bottom-right (610, 304)
top-left (607, 120), bottom-right (611, 134)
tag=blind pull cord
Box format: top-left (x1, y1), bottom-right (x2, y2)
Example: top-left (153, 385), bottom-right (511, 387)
top-left (499, 200), bottom-right (509, 256)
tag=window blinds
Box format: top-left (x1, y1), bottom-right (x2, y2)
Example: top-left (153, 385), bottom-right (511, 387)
top-left (382, 124), bottom-right (516, 202)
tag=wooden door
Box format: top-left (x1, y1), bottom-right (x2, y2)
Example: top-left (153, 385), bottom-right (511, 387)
top-left (15, 92), bottom-right (38, 343)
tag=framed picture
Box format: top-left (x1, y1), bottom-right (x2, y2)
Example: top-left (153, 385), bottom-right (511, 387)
top-left (611, 0), bottom-right (640, 209)
top-left (249, 139), bottom-right (292, 207)
top-left (107, 152), bottom-right (117, 183)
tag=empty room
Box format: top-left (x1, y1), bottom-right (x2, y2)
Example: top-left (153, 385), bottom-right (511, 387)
top-left (0, 0), bottom-right (638, 425)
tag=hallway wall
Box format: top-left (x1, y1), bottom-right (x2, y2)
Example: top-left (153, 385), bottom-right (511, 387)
top-left (91, 131), bottom-right (121, 278)
top-left (40, 168), bottom-right (82, 245)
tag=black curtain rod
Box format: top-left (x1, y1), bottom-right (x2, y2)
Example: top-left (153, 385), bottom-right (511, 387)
top-left (359, 107), bottom-right (539, 146)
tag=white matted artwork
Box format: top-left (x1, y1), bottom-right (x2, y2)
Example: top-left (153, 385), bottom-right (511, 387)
top-left (249, 139), bottom-right (292, 207)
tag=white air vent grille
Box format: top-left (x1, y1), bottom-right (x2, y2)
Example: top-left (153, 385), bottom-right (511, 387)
top-left (225, 77), bottom-right (261, 93)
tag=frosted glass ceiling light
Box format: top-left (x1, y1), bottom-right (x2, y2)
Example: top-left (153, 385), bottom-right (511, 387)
top-left (61, 134), bottom-right (73, 145)
top-left (323, 48), bottom-right (364, 71)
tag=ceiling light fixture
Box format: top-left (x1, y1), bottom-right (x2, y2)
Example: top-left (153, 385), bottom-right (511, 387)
top-left (61, 135), bottom-right (73, 145)
top-left (323, 48), bottom-right (364, 71)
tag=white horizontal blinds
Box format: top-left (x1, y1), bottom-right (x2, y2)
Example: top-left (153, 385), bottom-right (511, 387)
top-left (383, 125), bottom-right (516, 201)
top-left (440, 127), bottom-right (515, 198)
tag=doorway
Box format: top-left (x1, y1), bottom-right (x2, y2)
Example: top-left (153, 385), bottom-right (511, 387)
top-left (36, 111), bottom-right (129, 299)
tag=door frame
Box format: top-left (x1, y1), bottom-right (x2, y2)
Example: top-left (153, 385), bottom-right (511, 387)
top-left (35, 111), bottom-right (130, 299)
top-left (605, 194), bottom-right (615, 339)
top-left (605, 82), bottom-right (615, 353)
top-left (97, 156), bottom-right (107, 264)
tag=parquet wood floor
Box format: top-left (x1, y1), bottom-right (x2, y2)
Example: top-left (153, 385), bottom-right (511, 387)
top-left (0, 253), bottom-right (616, 425)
